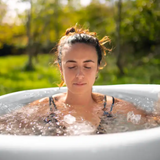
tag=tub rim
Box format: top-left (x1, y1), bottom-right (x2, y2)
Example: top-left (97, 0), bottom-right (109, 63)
top-left (0, 84), bottom-right (160, 160)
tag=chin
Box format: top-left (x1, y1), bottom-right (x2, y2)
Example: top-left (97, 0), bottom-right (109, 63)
top-left (67, 85), bottom-right (91, 95)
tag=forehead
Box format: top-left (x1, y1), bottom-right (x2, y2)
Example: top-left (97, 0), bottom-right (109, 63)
top-left (61, 43), bottom-right (97, 61)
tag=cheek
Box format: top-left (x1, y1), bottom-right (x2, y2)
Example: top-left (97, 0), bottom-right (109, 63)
top-left (86, 70), bottom-right (96, 76)
top-left (62, 68), bottom-right (74, 84)
top-left (85, 69), bottom-right (97, 82)
top-left (63, 68), bottom-right (73, 76)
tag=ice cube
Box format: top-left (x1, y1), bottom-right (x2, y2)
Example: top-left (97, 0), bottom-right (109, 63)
top-left (63, 114), bottom-right (76, 124)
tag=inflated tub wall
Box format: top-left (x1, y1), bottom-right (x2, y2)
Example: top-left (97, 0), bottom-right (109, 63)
top-left (0, 84), bottom-right (160, 160)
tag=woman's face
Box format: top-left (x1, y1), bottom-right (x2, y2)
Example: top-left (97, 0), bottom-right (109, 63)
top-left (60, 43), bottom-right (99, 94)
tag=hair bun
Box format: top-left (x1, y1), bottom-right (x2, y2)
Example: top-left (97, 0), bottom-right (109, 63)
top-left (65, 27), bottom-right (76, 35)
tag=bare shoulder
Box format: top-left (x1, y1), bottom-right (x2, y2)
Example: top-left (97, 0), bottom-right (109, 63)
top-left (92, 92), bottom-right (118, 105)
top-left (51, 92), bottom-right (66, 102)
top-left (29, 92), bottom-right (66, 106)
top-left (112, 98), bottom-right (147, 116)
top-left (16, 93), bottom-right (66, 116)
top-left (92, 92), bottom-right (122, 101)
top-left (9, 93), bottom-right (65, 116)
top-left (92, 92), bottom-right (147, 116)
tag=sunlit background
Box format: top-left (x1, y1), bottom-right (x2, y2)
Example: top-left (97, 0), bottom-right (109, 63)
top-left (0, 0), bottom-right (160, 95)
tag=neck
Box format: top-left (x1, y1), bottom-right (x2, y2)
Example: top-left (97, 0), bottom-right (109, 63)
top-left (64, 89), bottom-right (94, 107)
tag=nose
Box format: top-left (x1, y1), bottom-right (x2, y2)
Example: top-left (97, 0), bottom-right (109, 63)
top-left (75, 68), bottom-right (84, 79)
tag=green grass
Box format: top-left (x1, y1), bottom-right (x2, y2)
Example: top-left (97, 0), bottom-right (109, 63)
top-left (95, 55), bottom-right (160, 85)
top-left (0, 54), bottom-right (61, 95)
top-left (0, 54), bottom-right (159, 96)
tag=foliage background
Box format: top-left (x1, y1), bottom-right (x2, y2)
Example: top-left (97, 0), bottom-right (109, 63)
top-left (0, 0), bottom-right (160, 96)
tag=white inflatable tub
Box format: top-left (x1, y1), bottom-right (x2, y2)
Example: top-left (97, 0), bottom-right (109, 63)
top-left (0, 84), bottom-right (160, 160)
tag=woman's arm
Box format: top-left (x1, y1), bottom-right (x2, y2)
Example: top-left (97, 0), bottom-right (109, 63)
top-left (114, 97), bottom-right (160, 124)
top-left (0, 97), bottom-right (50, 124)
top-left (113, 97), bottom-right (147, 116)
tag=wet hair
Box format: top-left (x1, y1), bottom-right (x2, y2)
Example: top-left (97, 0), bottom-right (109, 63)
top-left (57, 26), bottom-right (111, 67)
top-left (54, 25), bottom-right (111, 87)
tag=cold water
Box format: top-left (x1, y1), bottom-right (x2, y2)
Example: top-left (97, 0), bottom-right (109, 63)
top-left (0, 91), bottom-right (159, 136)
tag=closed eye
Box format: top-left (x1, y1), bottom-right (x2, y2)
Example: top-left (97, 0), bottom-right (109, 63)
top-left (84, 66), bottom-right (91, 69)
top-left (68, 66), bottom-right (91, 69)
top-left (68, 66), bottom-right (76, 69)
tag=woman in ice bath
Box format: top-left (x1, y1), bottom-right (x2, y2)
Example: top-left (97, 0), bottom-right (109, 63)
top-left (0, 26), bottom-right (159, 135)
top-left (27, 26), bottom-right (159, 129)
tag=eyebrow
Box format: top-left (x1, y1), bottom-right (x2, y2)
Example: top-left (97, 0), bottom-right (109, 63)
top-left (66, 60), bottom-right (95, 63)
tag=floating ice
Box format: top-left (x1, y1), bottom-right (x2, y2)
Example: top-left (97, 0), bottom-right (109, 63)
top-left (63, 114), bottom-right (76, 124)
top-left (66, 121), bottom-right (96, 135)
top-left (127, 111), bottom-right (141, 124)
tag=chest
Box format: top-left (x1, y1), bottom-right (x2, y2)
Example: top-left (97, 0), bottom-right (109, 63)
top-left (54, 104), bottom-right (106, 127)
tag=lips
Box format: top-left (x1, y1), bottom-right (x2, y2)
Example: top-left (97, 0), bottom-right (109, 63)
top-left (73, 83), bottom-right (86, 86)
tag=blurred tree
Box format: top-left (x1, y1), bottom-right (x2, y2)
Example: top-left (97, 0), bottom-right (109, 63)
top-left (18, 0), bottom-right (34, 70)
top-left (0, 0), bottom-right (26, 55)
top-left (1, 0), bottom-right (159, 75)
top-left (0, 0), bottom-right (7, 24)
top-left (0, 0), bottom-right (7, 49)
top-left (121, 0), bottom-right (160, 61)
top-left (18, 0), bottom-right (64, 69)
top-left (107, 0), bottom-right (160, 74)
top-left (116, 0), bottom-right (124, 75)
top-left (26, 0), bottom-right (33, 70)
top-left (76, 2), bottom-right (115, 37)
